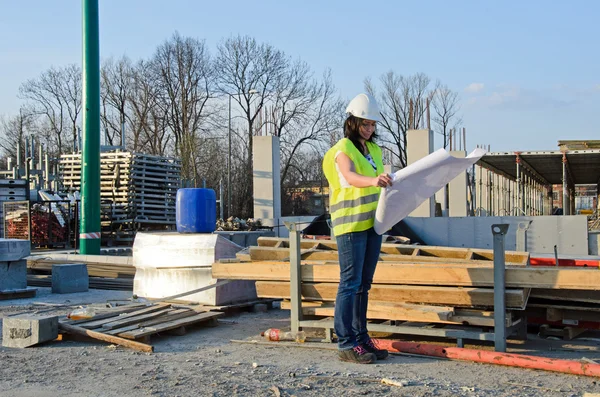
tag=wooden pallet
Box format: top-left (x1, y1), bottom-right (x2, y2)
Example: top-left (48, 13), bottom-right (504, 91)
top-left (251, 237), bottom-right (530, 265)
top-left (60, 303), bottom-right (223, 344)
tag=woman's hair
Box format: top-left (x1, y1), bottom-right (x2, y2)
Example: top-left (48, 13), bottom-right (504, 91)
top-left (344, 115), bottom-right (377, 154)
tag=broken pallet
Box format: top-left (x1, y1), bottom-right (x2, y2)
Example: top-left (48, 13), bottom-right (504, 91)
top-left (60, 303), bottom-right (223, 345)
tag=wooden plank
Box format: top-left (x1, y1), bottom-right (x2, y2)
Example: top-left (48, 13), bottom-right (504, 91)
top-left (280, 301), bottom-right (509, 327)
top-left (117, 311), bottom-right (224, 339)
top-left (99, 307), bottom-right (175, 330)
top-left (282, 300), bottom-right (454, 322)
top-left (58, 322), bottom-right (153, 352)
top-left (255, 281), bottom-right (527, 309)
top-left (212, 261), bottom-right (600, 290)
top-left (76, 304), bottom-right (170, 328)
top-left (103, 309), bottom-right (198, 335)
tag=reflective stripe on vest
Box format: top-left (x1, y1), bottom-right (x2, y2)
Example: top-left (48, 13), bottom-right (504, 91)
top-left (329, 192), bottom-right (380, 214)
top-left (331, 209), bottom-right (377, 228)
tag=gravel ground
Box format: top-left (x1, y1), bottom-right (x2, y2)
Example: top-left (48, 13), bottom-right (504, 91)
top-left (1, 288), bottom-right (600, 397)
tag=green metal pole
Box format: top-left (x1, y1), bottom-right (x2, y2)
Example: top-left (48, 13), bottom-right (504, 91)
top-left (80, 0), bottom-right (101, 254)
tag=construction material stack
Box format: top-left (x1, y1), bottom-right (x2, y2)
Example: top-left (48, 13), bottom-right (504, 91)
top-left (214, 237), bottom-right (531, 331)
top-left (59, 151), bottom-right (181, 244)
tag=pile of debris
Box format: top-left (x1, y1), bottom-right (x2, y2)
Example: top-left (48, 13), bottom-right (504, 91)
top-left (216, 217), bottom-right (271, 232)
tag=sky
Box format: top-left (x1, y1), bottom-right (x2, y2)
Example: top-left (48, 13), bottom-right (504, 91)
top-left (1, 0), bottom-right (599, 153)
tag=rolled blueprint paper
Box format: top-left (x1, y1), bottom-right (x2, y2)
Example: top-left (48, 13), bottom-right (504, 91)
top-left (374, 148), bottom-right (486, 235)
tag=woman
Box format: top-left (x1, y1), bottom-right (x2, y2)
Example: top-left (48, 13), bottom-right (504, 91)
top-left (322, 93), bottom-right (392, 364)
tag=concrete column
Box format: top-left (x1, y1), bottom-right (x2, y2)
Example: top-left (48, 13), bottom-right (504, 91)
top-left (448, 150), bottom-right (467, 217)
top-left (253, 136), bottom-right (281, 234)
top-left (562, 153), bottom-right (569, 215)
top-left (407, 129), bottom-right (434, 217)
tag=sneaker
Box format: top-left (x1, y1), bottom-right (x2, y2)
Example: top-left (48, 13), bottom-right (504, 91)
top-left (338, 345), bottom-right (376, 364)
top-left (362, 339), bottom-right (389, 360)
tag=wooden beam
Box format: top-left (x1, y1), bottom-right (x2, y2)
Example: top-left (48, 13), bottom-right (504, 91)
top-left (212, 262), bottom-right (600, 290)
top-left (280, 300), bottom-right (454, 322)
top-left (256, 281), bottom-right (527, 309)
top-left (280, 301), bottom-right (507, 327)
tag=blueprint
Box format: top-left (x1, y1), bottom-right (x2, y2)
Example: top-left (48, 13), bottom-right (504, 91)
top-left (374, 148), bottom-right (487, 235)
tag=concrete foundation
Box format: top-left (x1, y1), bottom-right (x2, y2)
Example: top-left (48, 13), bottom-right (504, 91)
top-left (52, 264), bottom-right (89, 294)
top-left (133, 232), bottom-right (256, 305)
top-left (2, 315), bottom-right (58, 348)
top-left (0, 260), bottom-right (27, 291)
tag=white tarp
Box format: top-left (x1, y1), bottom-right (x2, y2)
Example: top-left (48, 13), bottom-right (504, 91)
top-left (374, 148), bottom-right (486, 235)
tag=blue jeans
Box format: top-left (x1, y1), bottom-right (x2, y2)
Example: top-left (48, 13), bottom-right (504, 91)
top-left (334, 227), bottom-right (382, 350)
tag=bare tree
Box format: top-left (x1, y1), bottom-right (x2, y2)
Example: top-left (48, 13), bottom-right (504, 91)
top-left (365, 72), bottom-right (438, 168)
top-left (0, 108), bottom-right (34, 164)
top-left (19, 64), bottom-right (82, 154)
top-left (151, 32), bottom-right (216, 180)
top-left (127, 60), bottom-right (169, 154)
top-left (215, 35), bottom-right (287, 217)
top-left (432, 84), bottom-right (462, 149)
top-left (101, 56), bottom-right (134, 146)
top-left (277, 70), bottom-right (344, 184)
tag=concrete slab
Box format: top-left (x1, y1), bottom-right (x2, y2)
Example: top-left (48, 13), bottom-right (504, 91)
top-left (51, 264), bottom-right (89, 294)
top-left (2, 314), bottom-right (58, 348)
top-left (0, 260), bottom-right (27, 290)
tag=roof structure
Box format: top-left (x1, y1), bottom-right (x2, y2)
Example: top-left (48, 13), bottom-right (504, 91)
top-left (477, 149), bottom-right (600, 185)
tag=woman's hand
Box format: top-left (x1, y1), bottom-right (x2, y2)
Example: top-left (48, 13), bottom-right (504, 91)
top-left (372, 173), bottom-right (393, 188)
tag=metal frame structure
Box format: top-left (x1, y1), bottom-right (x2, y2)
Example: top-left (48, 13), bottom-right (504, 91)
top-left (285, 222), bottom-right (526, 352)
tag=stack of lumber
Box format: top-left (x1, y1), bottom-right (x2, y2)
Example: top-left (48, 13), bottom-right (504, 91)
top-left (26, 254), bottom-right (135, 291)
top-left (59, 151), bottom-right (181, 244)
top-left (214, 237), bottom-right (536, 329)
top-left (58, 302), bottom-right (223, 351)
top-left (215, 237), bottom-right (600, 334)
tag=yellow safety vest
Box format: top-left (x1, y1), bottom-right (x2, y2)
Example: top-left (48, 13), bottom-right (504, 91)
top-left (323, 138), bottom-right (384, 236)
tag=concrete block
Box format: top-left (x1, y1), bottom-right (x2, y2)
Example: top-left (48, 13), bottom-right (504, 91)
top-left (0, 239), bottom-right (30, 262)
top-left (52, 263), bottom-right (89, 294)
top-left (0, 260), bottom-right (27, 290)
top-left (2, 315), bottom-right (58, 348)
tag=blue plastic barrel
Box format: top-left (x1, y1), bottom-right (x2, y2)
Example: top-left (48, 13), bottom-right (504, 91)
top-left (176, 188), bottom-right (217, 233)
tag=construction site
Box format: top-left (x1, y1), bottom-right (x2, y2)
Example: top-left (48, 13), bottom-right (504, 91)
top-left (3, 3), bottom-right (600, 397)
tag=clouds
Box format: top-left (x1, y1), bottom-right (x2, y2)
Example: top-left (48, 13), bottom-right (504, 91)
top-left (464, 83), bottom-right (484, 93)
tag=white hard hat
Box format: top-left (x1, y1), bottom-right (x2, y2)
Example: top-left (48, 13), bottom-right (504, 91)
top-left (345, 93), bottom-right (382, 122)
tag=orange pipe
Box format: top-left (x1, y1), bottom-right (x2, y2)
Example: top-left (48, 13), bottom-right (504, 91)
top-left (372, 339), bottom-right (600, 377)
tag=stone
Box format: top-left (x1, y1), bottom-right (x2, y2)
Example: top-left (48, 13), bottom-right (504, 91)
top-left (2, 315), bottom-right (58, 348)
top-left (52, 263), bottom-right (89, 294)
top-left (0, 260), bottom-right (27, 290)
top-left (0, 239), bottom-right (30, 261)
